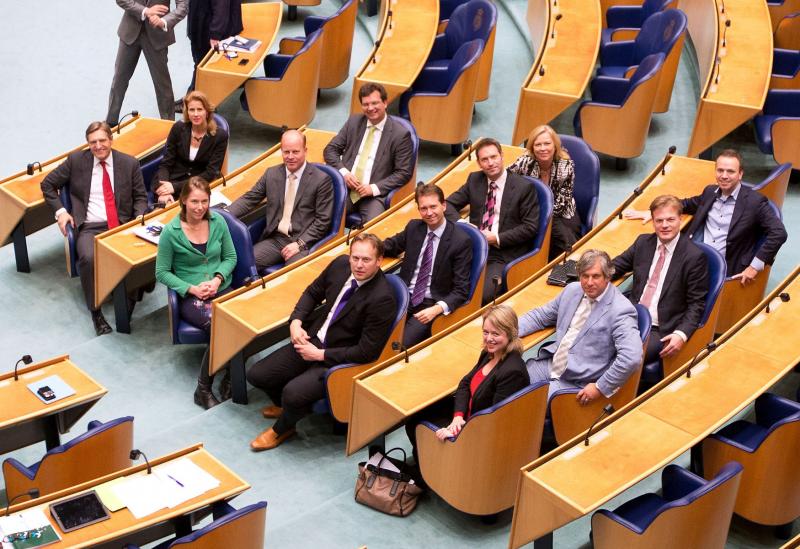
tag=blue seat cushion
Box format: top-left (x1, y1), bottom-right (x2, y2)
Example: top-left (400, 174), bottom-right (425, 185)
top-left (753, 115), bottom-right (777, 154)
top-left (597, 65), bottom-right (630, 78)
top-left (177, 321), bottom-right (209, 345)
top-left (613, 492), bottom-right (666, 529)
top-left (714, 419), bottom-right (767, 451)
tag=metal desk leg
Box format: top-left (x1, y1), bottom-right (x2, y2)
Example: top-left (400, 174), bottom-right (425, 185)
top-left (44, 417), bottom-right (61, 450)
top-left (533, 533), bottom-right (553, 549)
top-left (12, 221), bottom-right (31, 273)
top-left (690, 443), bottom-right (704, 477)
top-left (366, 0), bottom-right (378, 16)
top-left (113, 282), bottom-right (131, 334)
top-left (230, 353), bottom-right (248, 405)
top-left (172, 514), bottom-right (193, 538)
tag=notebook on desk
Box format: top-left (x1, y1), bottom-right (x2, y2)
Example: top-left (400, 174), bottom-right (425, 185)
top-left (546, 259), bottom-right (578, 287)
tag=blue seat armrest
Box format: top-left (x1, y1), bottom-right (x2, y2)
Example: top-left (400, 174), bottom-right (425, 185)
top-left (590, 76), bottom-right (631, 105)
top-left (87, 420), bottom-right (103, 430)
top-left (248, 217), bottom-right (266, 245)
top-left (3, 457), bottom-right (38, 481)
top-left (418, 420), bottom-right (457, 442)
top-left (763, 89), bottom-right (800, 116)
top-left (412, 66), bottom-right (451, 93)
top-left (755, 393), bottom-right (800, 429)
top-left (427, 34), bottom-right (449, 61)
top-left (599, 40), bottom-right (636, 67)
top-left (661, 464), bottom-right (705, 501)
top-left (263, 54), bottom-right (293, 79)
top-left (593, 508), bottom-right (648, 534)
top-left (605, 5), bottom-right (643, 28)
top-left (772, 48), bottom-right (800, 76)
top-left (304, 15), bottom-right (326, 34)
top-left (167, 287), bottom-right (181, 345)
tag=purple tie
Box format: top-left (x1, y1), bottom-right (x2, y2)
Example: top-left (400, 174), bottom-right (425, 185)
top-left (411, 232), bottom-right (436, 307)
top-left (481, 181), bottom-right (498, 231)
top-left (329, 279), bottom-right (358, 327)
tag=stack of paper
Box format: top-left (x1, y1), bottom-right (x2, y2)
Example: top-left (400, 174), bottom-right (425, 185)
top-left (0, 508), bottom-right (60, 548)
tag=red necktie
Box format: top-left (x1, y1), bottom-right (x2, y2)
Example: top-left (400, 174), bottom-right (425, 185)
top-left (100, 161), bottom-right (120, 228)
top-left (640, 244), bottom-right (667, 309)
top-left (481, 181), bottom-right (498, 231)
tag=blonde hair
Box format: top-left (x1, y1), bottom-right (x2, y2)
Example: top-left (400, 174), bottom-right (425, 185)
top-left (482, 304), bottom-right (523, 360)
top-left (182, 91), bottom-right (218, 135)
top-left (525, 124), bottom-right (570, 161)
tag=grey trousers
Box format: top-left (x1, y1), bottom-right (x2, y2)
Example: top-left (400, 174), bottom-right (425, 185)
top-left (526, 357), bottom-right (582, 399)
top-left (253, 234), bottom-right (309, 271)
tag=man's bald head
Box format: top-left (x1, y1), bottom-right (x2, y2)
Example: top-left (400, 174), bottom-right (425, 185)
top-left (281, 129), bottom-right (307, 173)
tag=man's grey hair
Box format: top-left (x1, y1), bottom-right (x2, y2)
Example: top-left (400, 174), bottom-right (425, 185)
top-left (576, 249), bottom-right (614, 279)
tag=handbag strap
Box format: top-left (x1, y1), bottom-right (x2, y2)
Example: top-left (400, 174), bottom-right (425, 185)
top-left (376, 447), bottom-right (407, 469)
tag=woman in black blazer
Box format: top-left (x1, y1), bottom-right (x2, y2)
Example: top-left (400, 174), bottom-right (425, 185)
top-left (153, 90), bottom-right (228, 203)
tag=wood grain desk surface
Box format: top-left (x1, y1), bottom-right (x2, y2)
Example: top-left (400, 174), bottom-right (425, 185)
top-left (0, 355), bottom-right (106, 430)
top-left (508, 267), bottom-right (800, 548)
top-left (346, 155), bottom-right (716, 455)
top-left (7, 444), bottom-right (250, 549)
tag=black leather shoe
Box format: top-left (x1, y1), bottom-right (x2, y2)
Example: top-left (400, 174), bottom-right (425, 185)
top-left (194, 382), bottom-right (220, 409)
top-left (91, 311), bottom-right (112, 336)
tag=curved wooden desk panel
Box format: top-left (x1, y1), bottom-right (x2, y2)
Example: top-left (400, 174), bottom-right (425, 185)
top-left (512, 0), bottom-right (601, 145)
top-left (686, 0), bottom-right (772, 157)
top-left (508, 266), bottom-right (800, 548)
top-left (346, 155), bottom-right (718, 456)
top-left (93, 128), bottom-right (334, 311)
top-left (195, 2), bottom-right (282, 107)
top-left (349, 0), bottom-right (438, 111)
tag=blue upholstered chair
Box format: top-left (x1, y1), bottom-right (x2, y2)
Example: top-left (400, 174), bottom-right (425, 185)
top-left (167, 209), bottom-right (259, 345)
top-left (771, 48), bottom-right (800, 89)
top-left (124, 501), bottom-right (267, 549)
top-left (423, 0), bottom-right (497, 101)
top-left (559, 135), bottom-right (601, 237)
top-left (502, 176), bottom-right (554, 291)
top-left (702, 393), bottom-right (800, 538)
top-left (640, 242), bottom-right (726, 387)
top-left (754, 89), bottom-right (800, 171)
top-left (344, 116), bottom-right (419, 229)
top-left (602, 0), bottom-right (676, 46)
top-left (598, 9), bottom-right (686, 113)
top-left (439, 0), bottom-right (471, 25)
top-left (3, 416), bottom-right (134, 501)
top-left (591, 462), bottom-right (743, 548)
top-left (399, 39), bottom-right (484, 152)
top-left (414, 382), bottom-right (550, 515)
top-left (249, 163), bottom-right (347, 275)
top-left (574, 53), bottom-right (665, 164)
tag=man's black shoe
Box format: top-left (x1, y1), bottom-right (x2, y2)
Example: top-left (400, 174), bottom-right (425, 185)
top-left (92, 311), bottom-right (112, 336)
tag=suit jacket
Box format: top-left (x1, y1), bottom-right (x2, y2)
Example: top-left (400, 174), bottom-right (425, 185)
top-left (41, 149), bottom-right (148, 228)
top-left (322, 114), bottom-right (414, 196)
top-left (154, 121), bottom-right (228, 197)
top-left (519, 282), bottom-right (642, 397)
top-left (453, 350), bottom-right (529, 417)
top-left (117, 0), bottom-right (188, 50)
top-left (187, 0), bottom-right (243, 42)
top-left (445, 170), bottom-right (540, 263)
top-left (383, 220), bottom-right (472, 313)
top-left (612, 233), bottom-right (708, 339)
top-left (290, 255), bottom-right (398, 366)
top-left (227, 163), bottom-right (333, 248)
top-left (682, 184), bottom-right (787, 276)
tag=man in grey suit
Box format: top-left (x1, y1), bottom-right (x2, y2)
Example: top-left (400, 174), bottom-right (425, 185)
top-left (519, 249), bottom-right (642, 405)
top-left (107, 0), bottom-right (188, 125)
top-left (323, 82), bottom-right (415, 224)
top-left (227, 130), bottom-right (334, 271)
top-left (41, 122), bottom-right (148, 336)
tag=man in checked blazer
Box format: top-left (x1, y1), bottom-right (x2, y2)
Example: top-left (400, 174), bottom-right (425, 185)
top-left (226, 130), bottom-right (334, 271)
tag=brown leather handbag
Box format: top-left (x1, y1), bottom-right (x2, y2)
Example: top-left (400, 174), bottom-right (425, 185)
top-left (354, 448), bottom-right (423, 517)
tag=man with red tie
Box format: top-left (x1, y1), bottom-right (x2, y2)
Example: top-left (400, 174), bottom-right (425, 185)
top-left (41, 122), bottom-right (148, 335)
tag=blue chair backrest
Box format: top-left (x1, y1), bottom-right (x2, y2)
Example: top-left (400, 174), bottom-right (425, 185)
top-left (440, 0), bottom-right (471, 21)
top-left (385, 274), bottom-right (411, 330)
top-left (213, 113), bottom-right (230, 137)
top-left (47, 417), bottom-right (133, 458)
top-left (312, 163), bottom-right (347, 244)
top-left (642, 0), bottom-right (674, 20)
top-left (445, 39), bottom-right (484, 91)
top-left (744, 162), bottom-right (792, 192)
top-left (454, 222), bottom-right (489, 303)
top-left (756, 393), bottom-right (800, 433)
top-left (392, 116), bottom-right (420, 168)
top-left (59, 182), bottom-right (73, 212)
top-left (558, 135), bottom-right (600, 235)
top-left (444, 0), bottom-right (497, 54)
top-left (662, 462), bottom-right (742, 508)
top-left (522, 175), bottom-right (555, 255)
top-left (694, 242), bottom-right (726, 327)
top-left (214, 208), bottom-right (259, 287)
top-left (623, 53), bottom-right (665, 103)
top-left (169, 502), bottom-right (268, 547)
top-left (634, 9), bottom-right (687, 61)
top-left (634, 304), bottom-right (652, 345)
top-left (469, 381), bottom-right (549, 421)
top-left (296, 29), bottom-right (323, 58)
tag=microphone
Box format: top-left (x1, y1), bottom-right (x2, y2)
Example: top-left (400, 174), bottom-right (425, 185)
top-left (538, 64), bottom-right (546, 77)
top-left (221, 173), bottom-right (227, 187)
top-left (550, 14), bottom-right (563, 39)
top-left (722, 19), bottom-right (731, 47)
top-left (719, 0), bottom-right (726, 14)
top-left (491, 275), bottom-right (502, 305)
top-left (4, 489), bottom-right (40, 516)
top-left (140, 202), bottom-right (166, 225)
top-left (561, 245), bottom-right (572, 264)
top-left (714, 56), bottom-right (722, 85)
top-left (661, 145), bottom-right (677, 176)
top-left (553, 0), bottom-right (557, 7)
top-left (463, 139), bottom-right (473, 160)
top-left (387, 9), bottom-right (393, 30)
top-left (392, 342), bottom-right (409, 363)
top-left (686, 342), bottom-right (718, 378)
top-left (130, 449), bottom-right (152, 474)
top-left (372, 40), bottom-right (381, 63)
top-left (584, 404), bottom-right (614, 446)
top-left (26, 161), bottom-right (42, 176)
top-left (116, 111), bottom-right (139, 134)
top-left (765, 291), bottom-right (790, 313)
top-left (13, 355), bottom-right (33, 381)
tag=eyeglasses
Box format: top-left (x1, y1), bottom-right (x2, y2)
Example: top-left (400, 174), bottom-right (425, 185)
top-left (3, 527), bottom-right (47, 543)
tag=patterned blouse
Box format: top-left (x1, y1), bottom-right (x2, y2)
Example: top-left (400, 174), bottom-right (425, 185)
top-left (508, 150), bottom-right (576, 219)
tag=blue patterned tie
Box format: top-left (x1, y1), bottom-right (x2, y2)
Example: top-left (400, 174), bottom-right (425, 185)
top-left (411, 232), bottom-right (436, 307)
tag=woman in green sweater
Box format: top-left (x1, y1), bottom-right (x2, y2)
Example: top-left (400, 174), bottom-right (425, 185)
top-left (156, 176), bottom-right (237, 409)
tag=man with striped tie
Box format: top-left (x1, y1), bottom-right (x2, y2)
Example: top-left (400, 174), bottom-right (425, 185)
top-left (445, 137), bottom-right (540, 304)
top-left (383, 183), bottom-right (473, 348)
top-left (519, 249), bottom-right (642, 405)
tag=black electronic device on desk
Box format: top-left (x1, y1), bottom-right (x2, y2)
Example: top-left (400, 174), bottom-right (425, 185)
top-left (49, 491), bottom-right (110, 533)
top-left (547, 259), bottom-right (578, 287)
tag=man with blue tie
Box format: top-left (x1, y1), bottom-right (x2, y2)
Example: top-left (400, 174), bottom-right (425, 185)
top-left (519, 249), bottom-right (642, 405)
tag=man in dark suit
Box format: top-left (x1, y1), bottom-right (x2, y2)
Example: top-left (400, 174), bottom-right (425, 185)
top-left (247, 234), bottom-right (398, 450)
top-left (226, 130), bottom-right (334, 270)
top-left (184, 0), bottom-right (243, 97)
top-left (613, 195), bottom-right (709, 364)
top-left (624, 150), bottom-right (787, 286)
top-left (41, 122), bottom-right (148, 335)
top-left (107, 0), bottom-right (188, 125)
top-left (383, 183), bottom-right (473, 348)
top-left (445, 137), bottom-right (540, 305)
top-left (323, 82), bottom-right (415, 224)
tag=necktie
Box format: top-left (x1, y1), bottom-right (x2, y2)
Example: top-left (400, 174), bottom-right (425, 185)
top-left (550, 296), bottom-right (594, 378)
top-left (325, 279), bottom-right (359, 344)
top-left (351, 125), bottom-right (376, 204)
top-left (100, 161), bottom-right (119, 228)
top-left (640, 244), bottom-right (667, 309)
top-left (277, 173), bottom-right (298, 236)
top-left (411, 232), bottom-right (436, 307)
top-left (480, 181), bottom-right (498, 231)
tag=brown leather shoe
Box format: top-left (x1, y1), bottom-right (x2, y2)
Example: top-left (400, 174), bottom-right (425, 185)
top-left (250, 427), bottom-right (295, 451)
top-left (261, 405), bottom-right (283, 418)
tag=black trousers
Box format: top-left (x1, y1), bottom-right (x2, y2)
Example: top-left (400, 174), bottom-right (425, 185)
top-left (549, 215), bottom-right (582, 260)
top-left (481, 256), bottom-right (507, 306)
top-left (404, 397), bottom-right (455, 462)
top-left (246, 337), bottom-right (328, 435)
top-left (402, 298), bottom-right (437, 348)
top-left (76, 222), bottom-right (108, 312)
top-left (179, 287), bottom-right (232, 384)
top-left (645, 325), bottom-right (664, 366)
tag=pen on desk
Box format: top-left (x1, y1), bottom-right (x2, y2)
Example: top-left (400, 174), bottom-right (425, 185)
top-left (167, 474), bottom-right (184, 487)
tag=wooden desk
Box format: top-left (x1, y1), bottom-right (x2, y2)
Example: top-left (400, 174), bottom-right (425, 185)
top-left (0, 116), bottom-right (172, 273)
top-left (686, 0), bottom-right (772, 157)
top-left (195, 2), bottom-right (282, 107)
top-left (345, 155), bottom-right (717, 455)
top-left (507, 266), bottom-right (800, 548)
top-left (6, 444), bottom-right (250, 549)
top-left (512, 0), bottom-right (601, 145)
top-left (349, 0), bottom-right (438, 111)
top-left (92, 128), bottom-right (333, 334)
top-left (782, 531), bottom-right (800, 549)
top-left (0, 355), bottom-right (106, 454)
